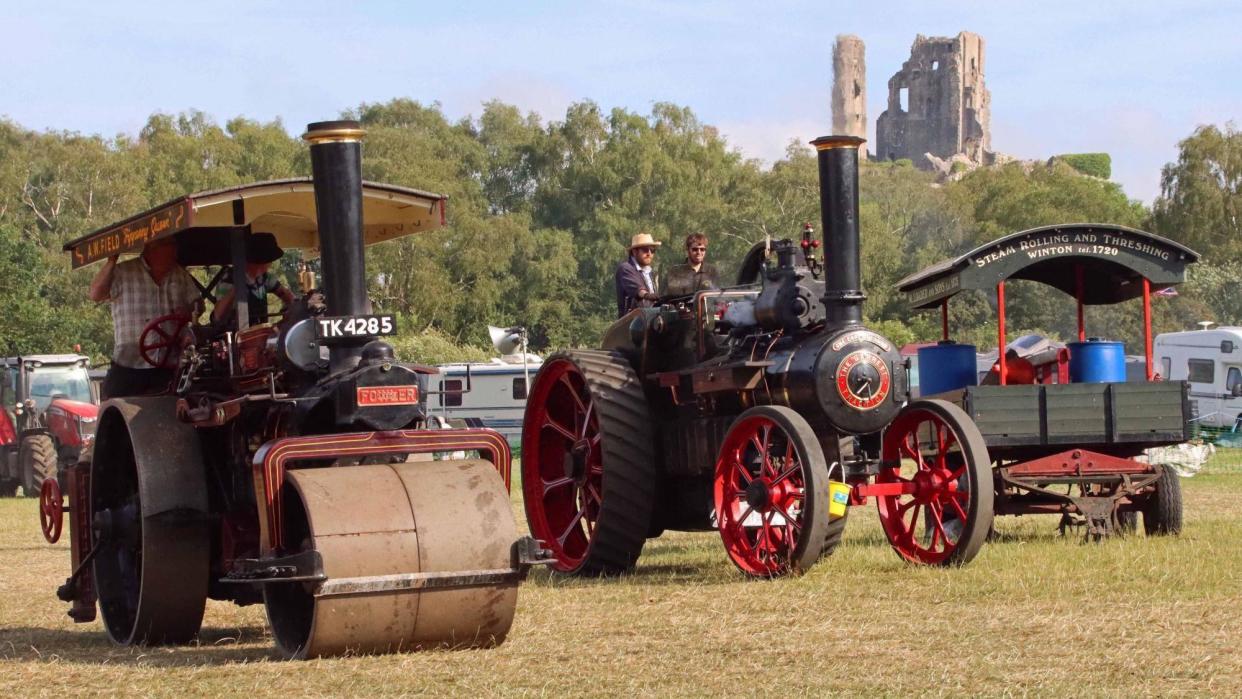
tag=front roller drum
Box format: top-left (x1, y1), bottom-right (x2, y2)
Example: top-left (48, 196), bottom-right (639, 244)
top-left (264, 459), bottom-right (519, 658)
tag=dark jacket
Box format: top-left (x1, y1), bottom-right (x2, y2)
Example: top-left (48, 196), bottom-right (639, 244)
top-left (615, 258), bottom-right (657, 317)
top-left (663, 261), bottom-right (720, 297)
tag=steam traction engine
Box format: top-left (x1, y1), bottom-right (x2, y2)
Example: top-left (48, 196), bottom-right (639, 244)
top-left (49, 121), bottom-right (543, 658)
top-left (522, 136), bottom-right (994, 578)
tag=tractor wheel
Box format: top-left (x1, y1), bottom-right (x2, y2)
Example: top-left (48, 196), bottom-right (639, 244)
top-left (875, 399), bottom-right (993, 566)
top-left (521, 350), bottom-right (656, 576)
top-left (19, 434), bottom-right (57, 498)
top-left (91, 397), bottom-right (209, 645)
top-left (714, 406), bottom-right (833, 577)
top-left (1143, 464), bottom-right (1183, 536)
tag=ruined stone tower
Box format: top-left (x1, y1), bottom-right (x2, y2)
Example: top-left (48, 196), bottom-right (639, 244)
top-left (875, 31), bottom-right (991, 166)
top-left (831, 35), bottom-right (867, 146)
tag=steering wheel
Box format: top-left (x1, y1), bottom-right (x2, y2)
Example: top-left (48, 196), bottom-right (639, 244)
top-left (139, 313), bottom-right (191, 369)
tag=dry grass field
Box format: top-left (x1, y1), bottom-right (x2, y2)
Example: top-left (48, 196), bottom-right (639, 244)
top-left (2, 464), bottom-right (1240, 697)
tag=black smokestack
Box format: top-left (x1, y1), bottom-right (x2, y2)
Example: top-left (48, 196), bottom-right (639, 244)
top-left (811, 135), bottom-right (866, 329)
top-left (304, 120), bottom-right (367, 371)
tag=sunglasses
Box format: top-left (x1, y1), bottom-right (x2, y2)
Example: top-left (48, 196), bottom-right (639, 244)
top-left (635, 247), bottom-right (656, 254)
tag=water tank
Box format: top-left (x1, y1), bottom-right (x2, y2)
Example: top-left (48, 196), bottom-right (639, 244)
top-left (1068, 339), bottom-right (1126, 383)
top-left (917, 341), bottom-right (978, 395)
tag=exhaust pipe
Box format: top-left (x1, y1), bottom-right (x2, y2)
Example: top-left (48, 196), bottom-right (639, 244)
top-left (304, 120), bottom-right (368, 372)
top-left (811, 135), bottom-right (866, 329)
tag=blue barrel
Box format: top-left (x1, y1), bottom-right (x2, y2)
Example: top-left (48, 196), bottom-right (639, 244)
top-left (1068, 339), bottom-right (1126, 383)
top-left (917, 342), bottom-right (978, 395)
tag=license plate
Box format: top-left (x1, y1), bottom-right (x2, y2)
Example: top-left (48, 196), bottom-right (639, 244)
top-left (315, 314), bottom-right (396, 341)
top-left (356, 385), bottom-right (420, 406)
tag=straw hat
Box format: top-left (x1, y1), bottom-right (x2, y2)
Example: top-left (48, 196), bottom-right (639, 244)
top-left (628, 232), bottom-right (663, 250)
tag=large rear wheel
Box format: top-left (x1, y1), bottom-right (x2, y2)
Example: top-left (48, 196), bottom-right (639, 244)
top-left (875, 399), bottom-right (993, 566)
top-left (714, 406), bottom-right (832, 577)
top-left (521, 351), bottom-right (655, 576)
top-left (91, 398), bottom-right (209, 645)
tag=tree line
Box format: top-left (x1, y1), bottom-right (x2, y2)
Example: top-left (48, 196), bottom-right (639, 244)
top-left (0, 101), bottom-right (1238, 362)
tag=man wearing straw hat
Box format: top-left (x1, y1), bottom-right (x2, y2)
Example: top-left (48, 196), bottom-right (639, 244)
top-left (614, 232), bottom-right (662, 318)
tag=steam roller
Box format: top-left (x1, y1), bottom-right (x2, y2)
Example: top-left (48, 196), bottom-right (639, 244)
top-left (48, 118), bottom-right (549, 658)
top-left (265, 460), bottom-right (519, 657)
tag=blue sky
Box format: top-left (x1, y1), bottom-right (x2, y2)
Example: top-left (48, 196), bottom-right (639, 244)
top-left (3, 1), bottom-right (1239, 202)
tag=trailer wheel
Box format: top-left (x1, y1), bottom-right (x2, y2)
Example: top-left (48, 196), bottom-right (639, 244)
top-left (19, 434), bottom-right (57, 498)
top-left (1143, 464), bottom-right (1183, 536)
top-left (714, 406), bottom-right (833, 577)
top-left (521, 351), bottom-right (656, 576)
top-left (876, 399), bottom-right (993, 566)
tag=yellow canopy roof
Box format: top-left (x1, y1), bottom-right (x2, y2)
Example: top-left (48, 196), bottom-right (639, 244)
top-left (64, 178), bottom-right (447, 269)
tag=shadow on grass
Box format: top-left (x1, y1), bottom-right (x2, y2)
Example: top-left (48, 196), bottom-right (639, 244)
top-left (0, 625), bottom-right (281, 666)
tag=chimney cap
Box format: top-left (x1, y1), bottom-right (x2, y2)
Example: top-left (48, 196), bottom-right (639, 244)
top-left (811, 135), bottom-right (866, 151)
top-left (303, 120), bottom-right (365, 144)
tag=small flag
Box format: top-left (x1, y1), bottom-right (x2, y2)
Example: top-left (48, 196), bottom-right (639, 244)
top-left (1154, 287), bottom-right (1178, 297)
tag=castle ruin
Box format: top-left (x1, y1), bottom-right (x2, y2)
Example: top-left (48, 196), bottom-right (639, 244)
top-left (875, 32), bottom-right (992, 166)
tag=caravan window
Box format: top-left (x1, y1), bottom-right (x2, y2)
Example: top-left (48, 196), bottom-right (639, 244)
top-left (440, 379), bottom-right (463, 407)
top-left (1160, 357), bottom-right (1171, 379)
top-left (512, 377), bottom-right (528, 400)
top-left (1228, 367), bottom-right (1242, 394)
top-left (1187, 359), bottom-right (1214, 384)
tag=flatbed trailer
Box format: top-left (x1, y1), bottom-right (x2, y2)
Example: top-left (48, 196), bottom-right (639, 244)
top-left (896, 224), bottom-right (1199, 537)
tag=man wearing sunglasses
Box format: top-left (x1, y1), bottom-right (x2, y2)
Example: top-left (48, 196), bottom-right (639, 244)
top-left (663, 232), bottom-right (720, 298)
top-left (614, 233), bottom-right (662, 317)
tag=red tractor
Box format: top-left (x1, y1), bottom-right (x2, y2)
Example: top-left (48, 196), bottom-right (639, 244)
top-left (1, 354), bottom-right (98, 498)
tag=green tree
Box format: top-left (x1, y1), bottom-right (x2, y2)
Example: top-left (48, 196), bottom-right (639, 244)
top-left (1151, 123), bottom-right (1241, 261)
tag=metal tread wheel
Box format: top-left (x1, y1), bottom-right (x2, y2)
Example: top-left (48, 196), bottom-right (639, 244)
top-left (875, 399), bottom-right (993, 566)
top-left (713, 406), bottom-right (833, 577)
top-left (521, 350), bottom-right (656, 576)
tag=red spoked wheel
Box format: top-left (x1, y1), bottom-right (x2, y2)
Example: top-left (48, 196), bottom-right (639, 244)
top-left (39, 477), bottom-right (64, 544)
top-left (521, 351), bottom-right (655, 576)
top-left (714, 406), bottom-right (831, 578)
top-left (875, 399), bottom-right (993, 566)
top-left (139, 313), bottom-right (191, 369)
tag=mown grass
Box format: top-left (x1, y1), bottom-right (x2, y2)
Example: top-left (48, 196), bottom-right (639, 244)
top-left (1, 466), bottom-right (1240, 697)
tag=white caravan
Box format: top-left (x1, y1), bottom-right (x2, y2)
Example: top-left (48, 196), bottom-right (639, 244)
top-left (1153, 327), bottom-right (1242, 429)
top-left (433, 353), bottom-right (542, 444)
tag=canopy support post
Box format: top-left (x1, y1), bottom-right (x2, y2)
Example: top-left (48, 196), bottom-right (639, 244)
top-left (1075, 263), bottom-right (1085, 342)
top-left (941, 300), bottom-right (949, 342)
top-left (230, 201), bottom-right (250, 332)
top-left (1143, 279), bottom-right (1153, 381)
top-left (997, 281), bottom-right (1007, 386)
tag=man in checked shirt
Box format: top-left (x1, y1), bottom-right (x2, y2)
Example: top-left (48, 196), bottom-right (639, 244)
top-left (88, 237), bottom-right (200, 399)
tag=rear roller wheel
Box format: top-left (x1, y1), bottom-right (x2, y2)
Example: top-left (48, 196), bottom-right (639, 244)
top-left (714, 406), bottom-right (832, 577)
top-left (876, 399), bottom-right (993, 566)
top-left (91, 398), bottom-right (209, 645)
top-left (521, 351), bottom-right (655, 576)
top-left (265, 459), bottom-right (519, 658)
